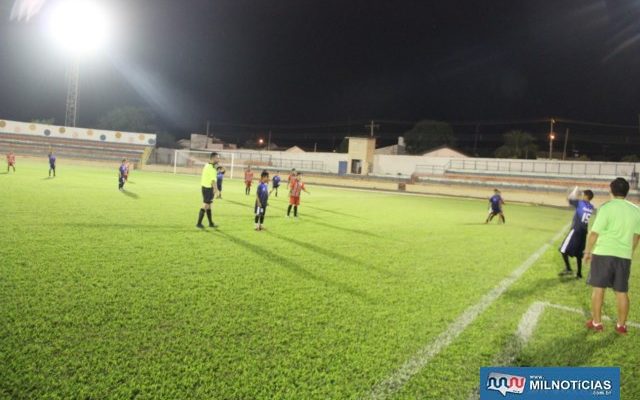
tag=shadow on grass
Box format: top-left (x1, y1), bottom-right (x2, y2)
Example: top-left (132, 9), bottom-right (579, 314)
top-left (516, 329), bottom-right (616, 367)
top-left (303, 204), bottom-right (363, 219)
top-left (63, 222), bottom-right (192, 231)
top-left (266, 231), bottom-right (395, 278)
top-left (503, 277), bottom-right (564, 300)
top-left (42, 176), bottom-right (55, 180)
top-left (223, 199), bottom-right (252, 209)
top-left (216, 230), bottom-right (375, 304)
top-left (305, 218), bottom-right (384, 240)
top-left (121, 190), bottom-right (140, 199)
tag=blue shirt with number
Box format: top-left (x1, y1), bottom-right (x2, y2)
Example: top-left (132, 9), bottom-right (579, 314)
top-left (569, 199), bottom-right (595, 232)
top-left (257, 182), bottom-right (269, 206)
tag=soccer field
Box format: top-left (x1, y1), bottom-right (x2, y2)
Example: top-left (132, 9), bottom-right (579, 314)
top-left (1, 161), bottom-right (639, 399)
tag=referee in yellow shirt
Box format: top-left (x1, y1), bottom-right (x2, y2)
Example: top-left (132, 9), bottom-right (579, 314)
top-left (197, 152), bottom-right (220, 229)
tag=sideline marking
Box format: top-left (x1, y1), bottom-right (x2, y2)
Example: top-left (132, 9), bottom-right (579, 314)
top-left (367, 225), bottom-right (569, 400)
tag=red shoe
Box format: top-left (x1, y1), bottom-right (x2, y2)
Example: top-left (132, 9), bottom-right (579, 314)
top-left (586, 320), bottom-right (604, 332)
top-left (615, 324), bottom-right (628, 335)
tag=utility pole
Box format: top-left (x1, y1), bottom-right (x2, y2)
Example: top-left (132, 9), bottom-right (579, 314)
top-left (562, 128), bottom-right (569, 161)
top-left (548, 118), bottom-right (556, 159)
top-left (204, 120), bottom-right (210, 149)
top-left (365, 120), bottom-right (380, 137)
top-left (473, 124), bottom-right (479, 156)
top-left (314, 142), bottom-right (317, 152)
top-left (267, 130), bottom-right (271, 151)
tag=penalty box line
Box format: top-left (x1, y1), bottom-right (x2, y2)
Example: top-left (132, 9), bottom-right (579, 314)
top-left (366, 224), bottom-right (571, 400)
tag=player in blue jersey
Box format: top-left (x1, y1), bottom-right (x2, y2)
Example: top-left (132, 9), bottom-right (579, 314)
top-left (270, 171), bottom-right (281, 197)
top-left (485, 189), bottom-right (505, 224)
top-left (216, 166), bottom-right (226, 199)
top-left (48, 151), bottom-right (56, 177)
top-left (559, 188), bottom-right (595, 278)
top-left (118, 159), bottom-right (127, 191)
top-left (255, 170), bottom-right (270, 231)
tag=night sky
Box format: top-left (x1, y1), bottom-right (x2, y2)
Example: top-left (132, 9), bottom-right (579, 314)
top-left (2, 0), bottom-right (640, 151)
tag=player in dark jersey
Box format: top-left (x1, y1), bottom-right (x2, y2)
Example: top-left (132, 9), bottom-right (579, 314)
top-left (255, 170), bottom-right (270, 231)
top-left (485, 189), bottom-right (505, 224)
top-left (216, 166), bottom-right (226, 199)
top-left (270, 171), bottom-right (281, 197)
top-left (118, 159), bottom-right (127, 190)
top-left (48, 152), bottom-right (56, 177)
top-left (559, 188), bottom-right (595, 278)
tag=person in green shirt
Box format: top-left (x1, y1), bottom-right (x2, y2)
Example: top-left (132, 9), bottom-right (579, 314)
top-left (584, 177), bottom-right (640, 335)
top-left (196, 152), bottom-right (219, 229)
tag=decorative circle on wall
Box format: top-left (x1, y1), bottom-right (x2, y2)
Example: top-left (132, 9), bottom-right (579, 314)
top-left (100, 134), bottom-right (106, 141)
top-left (44, 129), bottom-right (51, 136)
top-left (29, 124), bottom-right (36, 131)
top-left (59, 127), bottom-right (66, 134)
top-left (115, 131), bottom-right (122, 139)
top-left (138, 134), bottom-right (145, 141)
top-left (87, 129), bottom-right (94, 136)
top-left (0, 120), bottom-right (5, 128)
top-left (148, 138), bottom-right (156, 145)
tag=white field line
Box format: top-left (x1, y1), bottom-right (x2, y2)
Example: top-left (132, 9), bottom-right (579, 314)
top-left (467, 301), bottom-right (640, 399)
top-left (367, 224), bottom-right (570, 400)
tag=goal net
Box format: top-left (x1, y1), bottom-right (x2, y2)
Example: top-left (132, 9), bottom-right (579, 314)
top-left (173, 149), bottom-right (236, 178)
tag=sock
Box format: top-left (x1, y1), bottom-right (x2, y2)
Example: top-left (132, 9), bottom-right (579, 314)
top-left (562, 254), bottom-right (572, 271)
top-left (294, 206), bottom-right (298, 217)
top-left (197, 208), bottom-right (205, 225)
top-left (576, 257), bottom-right (583, 276)
top-left (287, 205), bottom-right (292, 216)
top-left (255, 214), bottom-right (259, 223)
top-left (260, 214), bottom-right (265, 224)
top-left (206, 209), bottom-right (213, 224)
top-left (500, 214), bottom-right (505, 223)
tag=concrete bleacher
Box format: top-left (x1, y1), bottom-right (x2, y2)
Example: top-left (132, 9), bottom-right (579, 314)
top-left (0, 119), bottom-right (156, 165)
top-left (0, 132), bottom-right (148, 164)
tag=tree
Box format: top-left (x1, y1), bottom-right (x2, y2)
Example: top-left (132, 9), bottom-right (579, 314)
top-left (494, 130), bottom-right (537, 159)
top-left (621, 154), bottom-right (640, 162)
top-left (97, 106), bottom-right (156, 133)
top-left (403, 120), bottom-right (456, 154)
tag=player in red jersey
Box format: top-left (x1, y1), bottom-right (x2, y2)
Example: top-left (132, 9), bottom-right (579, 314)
top-left (244, 166), bottom-right (254, 195)
top-left (287, 173), bottom-right (310, 218)
top-left (6, 152), bottom-right (16, 173)
top-left (287, 168), bottom-right (297, 185)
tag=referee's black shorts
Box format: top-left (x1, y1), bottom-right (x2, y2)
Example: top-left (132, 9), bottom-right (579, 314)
top-left (202, 186), bottom-right (214, 204)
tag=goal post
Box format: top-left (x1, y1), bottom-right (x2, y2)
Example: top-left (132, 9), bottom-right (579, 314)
top-left (173, 149), bottom-right (235, 178)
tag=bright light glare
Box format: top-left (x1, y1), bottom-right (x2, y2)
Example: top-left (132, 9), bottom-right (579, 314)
top-left (47, 0), bottom-right (110, 56)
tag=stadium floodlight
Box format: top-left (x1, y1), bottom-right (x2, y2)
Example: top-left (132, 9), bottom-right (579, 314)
top-left (46, 0), bottom-right (111, 127)
top-left (47, 0), bottom-right (110, 56)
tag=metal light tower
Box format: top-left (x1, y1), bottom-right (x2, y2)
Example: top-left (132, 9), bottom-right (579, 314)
top-left (48, 0), bottom-right (110, 128)
top-left (65, 60), bottom-right (80, 127)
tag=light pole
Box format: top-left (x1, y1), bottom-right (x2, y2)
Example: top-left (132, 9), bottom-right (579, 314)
top-left (548, 118), bottom-right (556, 159)
top-left (47, 0), bottom-right (110, 127)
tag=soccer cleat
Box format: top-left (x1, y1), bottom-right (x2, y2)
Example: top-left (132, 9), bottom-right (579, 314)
top-left (209, 222), bottom-right (217, 228)
top-left (615, 324), bottom-right (628, 335)
top-left (558, 270), bottom-right (573, 276)
top-left (586, 320), bottom-right (604, 332)
top-left (196, 224), bottom-right (205, 229)
top-left (576, 274), bottom-right (583, 279)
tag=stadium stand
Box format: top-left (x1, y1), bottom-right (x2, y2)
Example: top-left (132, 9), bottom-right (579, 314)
top-left (0, 119), bottom-right (156, 165)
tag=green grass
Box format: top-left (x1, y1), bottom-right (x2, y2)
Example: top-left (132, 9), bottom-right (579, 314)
top-left (0, 160), bottom-right (639, 399)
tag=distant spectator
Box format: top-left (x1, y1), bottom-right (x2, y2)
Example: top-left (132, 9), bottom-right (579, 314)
top-left (584, 178), bottom-right (640, 334)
